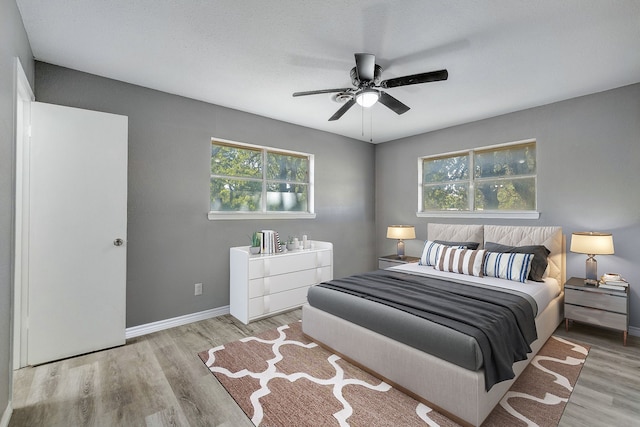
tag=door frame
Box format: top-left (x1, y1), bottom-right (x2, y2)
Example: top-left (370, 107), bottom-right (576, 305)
top-left (13, 58), bottom-right (34, 370)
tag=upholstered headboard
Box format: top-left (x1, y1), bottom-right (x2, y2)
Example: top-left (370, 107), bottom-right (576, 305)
top-left (427, 223), bottom-right (565, 285)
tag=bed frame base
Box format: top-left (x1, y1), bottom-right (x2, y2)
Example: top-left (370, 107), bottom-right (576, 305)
top-left (303, 331), bottom-right (472, 426)
top-left (302, 296), bottom-right (563, 427)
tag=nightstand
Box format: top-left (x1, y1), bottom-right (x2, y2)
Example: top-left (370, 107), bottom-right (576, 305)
top-left (378, 255), bottom-right (420, 269)
top-left (564, 276), bottom-right (629, 345)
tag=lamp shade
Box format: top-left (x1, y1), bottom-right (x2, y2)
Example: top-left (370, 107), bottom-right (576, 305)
top-left (387, 225), bottom-right (416, 240)
top-left (570, 232), bottom-right (614, 255)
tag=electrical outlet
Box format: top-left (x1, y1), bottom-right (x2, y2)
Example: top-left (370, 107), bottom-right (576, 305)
top-left (194, 282), bottom-right (203, 296)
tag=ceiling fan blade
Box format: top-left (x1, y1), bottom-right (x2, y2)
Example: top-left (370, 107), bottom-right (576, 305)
top-left (380, 69), bottom-right (448, 89)
top-left (328, 99), bottom-right (356, 121)
top-left (293, 88), bottom-right (352, 97)
top-left (354, 53), bottom-right (376, 82)
top-left (378, 92), bottom-right (410, 115)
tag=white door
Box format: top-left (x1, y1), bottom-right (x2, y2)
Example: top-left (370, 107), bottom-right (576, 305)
top-left (27, 102), bottom-right (128, 365)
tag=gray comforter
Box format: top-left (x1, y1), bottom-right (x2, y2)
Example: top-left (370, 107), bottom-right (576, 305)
top-left (309, 269), bottom-right (537, 390)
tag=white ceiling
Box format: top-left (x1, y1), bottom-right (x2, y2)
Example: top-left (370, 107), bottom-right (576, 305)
top-left (16, 0), bottom-right (640, 143)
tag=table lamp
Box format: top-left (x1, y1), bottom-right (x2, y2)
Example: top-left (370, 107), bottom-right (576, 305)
top-left (387, 225), bottom-right (416, 258)
top-left (570, 231), bottom-right (614, 285)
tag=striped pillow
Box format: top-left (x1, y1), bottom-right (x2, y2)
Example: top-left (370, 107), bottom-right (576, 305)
top-left (435, 247), bottom-right (486, 277)
top-left (419, 240), bottom-right (447, 266)
top-left (483, 252), bottom-right (533, 283)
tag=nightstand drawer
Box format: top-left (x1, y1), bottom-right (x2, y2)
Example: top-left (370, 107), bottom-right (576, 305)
top-left (565, 288), bottom-right (627, 314)
top-left (379, 259), bottom-right (401, 269)
top-left (565, 304), bottom-right (627, 331)
top-left (378, 255), bottom-right (420, 269)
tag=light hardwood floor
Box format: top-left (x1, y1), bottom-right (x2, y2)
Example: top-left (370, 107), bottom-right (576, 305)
top-left (9, 310), bottom-right (640, 426)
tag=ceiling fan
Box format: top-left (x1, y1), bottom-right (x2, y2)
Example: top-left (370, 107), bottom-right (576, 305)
top-left (292, 53), bottom-right (448, 121)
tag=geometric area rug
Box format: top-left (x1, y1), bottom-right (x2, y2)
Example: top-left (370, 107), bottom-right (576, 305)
top-left (198, 322), bottom-right (589, 427)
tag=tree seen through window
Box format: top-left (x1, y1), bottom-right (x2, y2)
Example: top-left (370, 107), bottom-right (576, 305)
top-left (210, 140), bottom-right (311, 213)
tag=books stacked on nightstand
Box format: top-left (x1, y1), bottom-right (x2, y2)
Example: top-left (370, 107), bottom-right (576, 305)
top-left (598, 278), bottom-right (628, 291)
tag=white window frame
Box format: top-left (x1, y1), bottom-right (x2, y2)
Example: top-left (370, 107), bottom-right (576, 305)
top-left (416, 139), bottom-right (539, 219)
top-left (208, 138), bottom-right (315, 220)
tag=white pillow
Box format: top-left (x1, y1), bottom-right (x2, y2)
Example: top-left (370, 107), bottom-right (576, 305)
top-left (483, 252), bottom-right (533, 283)
top-left (435, 247), bottom-right (486, 277)
top-left (419, 240), bottom-right (446, 266)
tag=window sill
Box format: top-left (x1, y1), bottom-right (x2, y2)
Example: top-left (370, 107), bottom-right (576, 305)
top-left (416, 211), bottom-right (540, 220)
top-left (208, 212), bottom-right (317, 220)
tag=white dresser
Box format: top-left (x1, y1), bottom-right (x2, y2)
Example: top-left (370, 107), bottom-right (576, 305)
top-left (229, 241), bottom-right (333, 324)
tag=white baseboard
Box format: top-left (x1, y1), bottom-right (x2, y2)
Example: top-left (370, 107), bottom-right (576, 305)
top-left (120, 305), bottom-right (640, 342)
top-left (125, 306), bottom-right (230, 339)
top-left (1, 401), bottom-right (12, 427)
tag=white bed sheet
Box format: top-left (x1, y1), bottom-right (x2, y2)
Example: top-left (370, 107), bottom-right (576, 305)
top-left (389, 263), bottom-right (560, 316)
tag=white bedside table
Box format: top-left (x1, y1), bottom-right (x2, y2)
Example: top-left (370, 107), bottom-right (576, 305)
top-left (564, 276), bottom-right (629, 345)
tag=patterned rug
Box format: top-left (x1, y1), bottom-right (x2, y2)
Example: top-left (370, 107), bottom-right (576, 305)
top-left (198, 322), bottom-right (589, 426)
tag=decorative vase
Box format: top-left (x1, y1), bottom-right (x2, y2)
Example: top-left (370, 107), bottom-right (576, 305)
top-left (249, 246), bottom-right (261, 254)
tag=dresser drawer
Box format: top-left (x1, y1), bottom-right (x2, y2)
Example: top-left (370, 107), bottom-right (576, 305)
top-left (315, 250), bottom-right (332, 268)
top-left (316, 265), bottom-right (332, 282)
top-left (565, 288), bottom-right (627, 314)
top-left (248, 266), bottom-right (331, 298)
top-left (248, 259), bottom-right (265, 279)
top-left (248, 286), bottom-right (310, 320)
top-left (248, 250), bottom-right (332, 278)
top-left (565, 304), bottom-right (627, 331)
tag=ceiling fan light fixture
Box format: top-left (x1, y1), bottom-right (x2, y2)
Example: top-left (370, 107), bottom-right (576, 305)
top-left (292, 53), bottom-right (447, 121)
top-left (356, 89), bottom-right (379, 108)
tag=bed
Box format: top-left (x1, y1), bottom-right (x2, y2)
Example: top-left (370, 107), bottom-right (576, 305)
top-left (302, 224), bottom-right (565, 426)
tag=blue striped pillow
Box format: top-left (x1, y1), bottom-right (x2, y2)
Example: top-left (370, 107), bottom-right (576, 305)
top-left (419, 240), bottom-right (446, 266)
top-left (483, 252), bottom-right (533, 283)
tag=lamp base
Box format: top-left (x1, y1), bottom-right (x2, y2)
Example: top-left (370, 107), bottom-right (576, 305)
top-left (585, 254), bottom-right (597, 281)
top-left (396, 240), bottom-right (405, 258)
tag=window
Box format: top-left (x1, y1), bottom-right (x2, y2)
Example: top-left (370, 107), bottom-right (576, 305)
top-left (209, 139), bottom-right (314, 219)
top-left (418, 140), bottom-right (537, 218)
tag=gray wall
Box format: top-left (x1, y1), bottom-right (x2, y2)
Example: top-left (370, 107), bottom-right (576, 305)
top-left (0, 0), bottom-right (34, 417)
top-left (375, 83), bottom-right (640, 330)
top-left (34, 62), bottom-right (377, 328)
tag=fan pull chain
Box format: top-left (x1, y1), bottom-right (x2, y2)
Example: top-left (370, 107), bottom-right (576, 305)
top-left (360, 102), bottom-right (373, 142)
top-left (361, 102), bottom-right (365, 137)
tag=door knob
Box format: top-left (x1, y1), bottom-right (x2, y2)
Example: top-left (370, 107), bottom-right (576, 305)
top-left (113, 238), bottom-right (124, 247)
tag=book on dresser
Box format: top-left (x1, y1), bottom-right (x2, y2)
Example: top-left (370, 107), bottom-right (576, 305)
top-left (599, 279), bottom-right (628, 291)
top-left (599, 284), bottom-right (626, 291)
